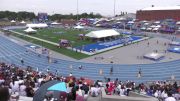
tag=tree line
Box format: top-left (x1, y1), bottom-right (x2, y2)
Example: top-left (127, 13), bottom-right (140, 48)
top-left (0, 11), bottom-right (36, 21)
top-left (0, 11), bottom-right (102, 21)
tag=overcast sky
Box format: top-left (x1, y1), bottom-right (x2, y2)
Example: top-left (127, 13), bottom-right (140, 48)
top-left (0, 0), bottom-right (180, 16)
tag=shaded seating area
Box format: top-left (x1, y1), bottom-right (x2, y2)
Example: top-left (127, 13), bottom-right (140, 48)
top-left (85, 29), bottom-right (121, 42)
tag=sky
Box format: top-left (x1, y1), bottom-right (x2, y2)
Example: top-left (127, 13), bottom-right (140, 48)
top-left (0, 0), bottom-right (180, 16)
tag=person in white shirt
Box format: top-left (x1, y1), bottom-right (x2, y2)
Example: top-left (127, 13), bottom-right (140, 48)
top-left (10, 80), bottom-right (20, 94)
top-left (165, 92), bottom-right (176, 101)
top-left (76, 86), bottom-right (84, 97)
top-left (19, 83), bottom-right (26, 96)
top-left (90, 85), bottom-right (100, 97)
top-left (161, 90), bottom-right (168, 99)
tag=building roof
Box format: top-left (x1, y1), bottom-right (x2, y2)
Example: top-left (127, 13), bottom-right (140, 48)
top-left (141, 6), bottom-right (180, 11)
top-left (26, 23), bottom-right (48, 28)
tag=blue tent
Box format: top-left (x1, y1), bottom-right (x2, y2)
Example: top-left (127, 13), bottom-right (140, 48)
top-left (47, 82), bottom-right (67, 92)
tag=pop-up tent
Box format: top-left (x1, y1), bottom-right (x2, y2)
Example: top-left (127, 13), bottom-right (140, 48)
top-left (20, 20), bottom-right (26, 24)
top-left (85, 29), bottom-right (120, 38)
top-left (26, 23), bottom-right (48, 28)
top-left (10, 20), bottom-right (16, 23)
top-left (74, 25), bottom-right (84, 29)
top-left (24, 27), bottom-right (37, 33)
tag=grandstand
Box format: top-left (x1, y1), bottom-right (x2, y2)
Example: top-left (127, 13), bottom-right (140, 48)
top-left (0, 2), bottom-right (180, 100)
top-left (0, 34), bottom-right (180, 82)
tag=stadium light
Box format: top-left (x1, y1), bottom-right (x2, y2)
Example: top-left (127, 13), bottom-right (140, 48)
top-left (77, 0), bottom-right (79, 21)
top-left (114, 0), bottom-right (116, 17)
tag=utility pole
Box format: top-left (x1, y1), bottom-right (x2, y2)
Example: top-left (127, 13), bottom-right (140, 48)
top-left (77, 0), bottom-right (79, 21)
top-left (114, 0), bottom-right (116, 17)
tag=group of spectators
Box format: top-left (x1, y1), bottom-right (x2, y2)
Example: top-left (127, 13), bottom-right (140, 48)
top-left (0, 62), bottom-right (179, 101)
top-left (0, 62), bottom-right (102, 101)
top-left (104, 78), bottom-right (180, 101)
top-left (0, 62), bottom-right (44, 101)
top-left (105, 78), bottom-right (135, 96)
top-left (147, 81), bottom-right (180, 101)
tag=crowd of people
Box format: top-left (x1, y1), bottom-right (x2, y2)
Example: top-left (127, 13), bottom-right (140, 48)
top-left (105, 78), bottom-right (135, 96)
top-left (0, 62), bottom-right (103, 101)
top-left (0, 62), bottom-right (179, 101)
top-left (104, 78), bottom-right (180, 100)
top-left (147, 81), bottom-right (180, 101)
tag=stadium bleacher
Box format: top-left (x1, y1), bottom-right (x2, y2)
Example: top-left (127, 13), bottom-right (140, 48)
top-left (0, 35), bottom-right (180, 83)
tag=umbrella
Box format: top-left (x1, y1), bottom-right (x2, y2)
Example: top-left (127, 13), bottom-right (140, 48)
top-left (33, 80), bottom-right (66, 101)
top-left (47, 82), bottom-right (67, 92)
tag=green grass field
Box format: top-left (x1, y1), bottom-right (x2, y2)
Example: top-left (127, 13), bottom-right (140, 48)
top-left (15, 28), bottom-right (93, 47)
top-left (6, 28), bottom-right (147, 60)
top-left (12, 28), bottom-right (95, 59)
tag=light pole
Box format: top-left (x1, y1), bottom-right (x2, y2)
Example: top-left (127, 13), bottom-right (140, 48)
top-left (76, 0), bottom-right (79, 21)
top-left (114, 0), bottom-right (116, 17)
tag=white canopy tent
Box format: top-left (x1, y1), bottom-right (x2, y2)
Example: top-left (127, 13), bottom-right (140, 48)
top-left (11, 20), bottom-right (16, 23)
top-left (20, 20), bottom-right (26, 24)
top-left (74, 25), bottom-right (84, 29)
top-left (51, 22), bottom-right (61, 25)
top-left (24, 27), bottom-right (37, 33)
top-left (85, 29), bottom-right (120, 38)
top-left (26, 23), bottom-right (48, 28)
